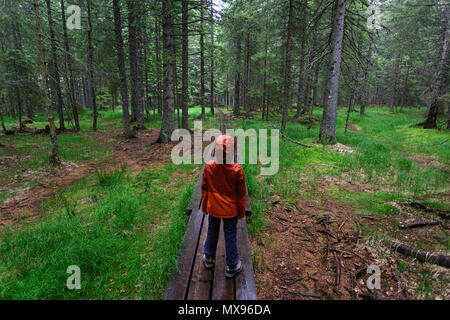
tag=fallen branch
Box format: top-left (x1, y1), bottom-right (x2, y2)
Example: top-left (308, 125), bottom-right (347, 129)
top-left (391, 241), bottom-right (450, 268)
top-left (407, 201), bottom-right (450, 220)
top-left (399, 221), bottom-right (440, 229)
top-left (280, 131), bottom-right (312, 148)
top-left (287, 291), bottom-right (321, 299)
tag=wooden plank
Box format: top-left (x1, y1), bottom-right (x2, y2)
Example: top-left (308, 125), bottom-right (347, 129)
top-left (211, 221), bottom-right (235, 300)
top-left (186, 165), bottom-right (205, 215)
top-left (245, 186), bottom-right (252, 217)
top-left (186, 212), bottom-right (213, 300)
top-left (163, 209), bottom-right (204, 300)
top-left (235, 218), bottom-right (258, 300)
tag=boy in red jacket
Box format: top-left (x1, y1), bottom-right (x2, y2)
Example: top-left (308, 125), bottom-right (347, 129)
top-left (201, 134), bottom-right (246, 278)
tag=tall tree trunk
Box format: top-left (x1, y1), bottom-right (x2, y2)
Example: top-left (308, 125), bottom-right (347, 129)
top-left (295, 0), bottom-right (307, 118)
top-left (281, 0), bottom-right (294, 131)
top-left (400, 60), bottom-right (410, 112)
top-left (45, 0), bottom-right (65, 131)
top-left (233, 32), bottom-right (241, 116)
top-left (360, 44), bottom-right (372, 116)
top-left (159, 0), bottom-right (176, 143)
top-left (424, 5), bottom-right (450, 129)
top-left (200, 0), bottom-right (206, 119)
top-left (86, 0), bottom-right (98, 131)
top-left (181, 0), bottom-right (189, 129)
top-left (318, 0), bottom-right (346, 144)
top-left (136, 25), bottom-right (146, 129)
top-left (155, 16), bottom-right (163, 115)
top-left (61, 0), bottom-right (80, 131)
top-left (209, 0), bottom-right (215, 116)
top-left (33, 0), bottom-right (59, 164)
top-left (112, 0), bottom-right (133, 138)
top-left (244, 29), bottom-right (251, 118)
top-left (389, 52), bottom-right (401, 113)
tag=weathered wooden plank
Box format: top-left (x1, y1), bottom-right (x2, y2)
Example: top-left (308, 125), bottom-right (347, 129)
top-left (211, 221), bottom-right (235, 300)
top-left (163, 209), bottom-right (205, 300)
top-left (186, 165), bottom-right (205, 215)
top-left (186, 213), bottom-right (213, 300)
top-left (245, 186), bottom-right (252, 217)
top-left (235, 218), bottom-right (258, 300)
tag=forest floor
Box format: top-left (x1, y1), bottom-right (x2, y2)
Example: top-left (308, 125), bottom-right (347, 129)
top-left (232, 106), bottom-right (449, 300)
top-left (0, 105), bottom-right (448, 300)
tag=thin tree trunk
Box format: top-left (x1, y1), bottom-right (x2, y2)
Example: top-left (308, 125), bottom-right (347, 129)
top-left (233, 32), bottom-right (241, 116)
top-left (281, 0), bottom-right (294, 131)
top-left (318, 0), bottom-right (346, 144)
top-left (424, 5), bottom-right (450, 129)
top-left (389, 52), bottom-right (401, 113)
top-left (159, 0), bottom-right (176, 143)
top-left (86, 0), bottom-right (98, 131)
top-left (200, 0), bottom-right (206, 119)
top-left (61, 0), bottom-right (80, 131)
top-left (45, 0), bottom-right (65, 131)
top-left (112, 0), bottom-right (133, 138)
top-left (181, 0), bottom-right (189, 129)
top-left (33, 0), bottom-right (59, 164)
top-left (155, 16), bottom-right (163, 115)
top-left (210, 0), bottom-right (215, 116)
top-left (244, 28), bottom-right (251, 118)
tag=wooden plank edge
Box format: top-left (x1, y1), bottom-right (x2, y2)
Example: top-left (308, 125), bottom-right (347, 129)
top-left (163, 209), bottom-right (205, 300)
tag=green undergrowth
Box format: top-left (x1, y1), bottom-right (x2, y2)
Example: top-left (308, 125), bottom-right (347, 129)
top-left (0, 163), bottom-right (197, 299)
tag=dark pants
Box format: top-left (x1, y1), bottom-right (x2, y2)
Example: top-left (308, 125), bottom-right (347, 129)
top-left (203, 214), bottom-right (239, 268)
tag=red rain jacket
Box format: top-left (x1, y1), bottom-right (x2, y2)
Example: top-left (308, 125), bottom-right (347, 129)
top-left (201, 135), bottom-right (247, 219)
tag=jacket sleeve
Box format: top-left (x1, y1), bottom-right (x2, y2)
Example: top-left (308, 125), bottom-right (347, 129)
top-left (236, 166), bottom-right (247, 218)
top-left (201, 166), bottom-right (208, 213)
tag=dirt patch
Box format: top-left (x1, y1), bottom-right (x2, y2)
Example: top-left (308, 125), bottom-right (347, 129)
top-left (404, 152), bottom-right (449, 173)
top-left (0, 128), bottom-right (175, 230)
top-left (251, 197), bottom-right (421, 300)
top-left (347, 123), bottom-right (361, 133)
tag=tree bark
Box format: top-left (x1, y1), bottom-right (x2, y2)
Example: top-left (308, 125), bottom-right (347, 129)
top-left (389, 52), bottom-right (401, 113)
top-left (33, 0), bottom-right (59, 164)
top-left (181, 0), bottom-right (189, 129)
top-left (45, 0), bottom-right (65, 131)
top-left (210, 0), bottom-right (215, 116)
top-left (61, 0), bottom-right (80, 131)
top-left (281, 0), bottom-right (294, 131)
top-left (112, 0), bottom-right (133, 138)
top-left (233, 32), bottom-right (241, 116)
top-left (318, 0), bottom-right (346, 144)
top-left (200, 0), bottom-right (206, 119)
top-left (86, 0), bottom-right (98, 131)
top-left (424, 5), bottom-right (450, 129)
top-left (159, 0), bottom-right (176, 143)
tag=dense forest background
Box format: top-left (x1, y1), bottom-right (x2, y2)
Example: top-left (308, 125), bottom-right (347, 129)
top-left (0, 0), bottom-right (449, 300)
top-left (0, 0), bottom-right (449, 156)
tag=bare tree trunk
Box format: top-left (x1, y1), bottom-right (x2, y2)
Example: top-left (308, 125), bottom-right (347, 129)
top-left (61, 0), bottom-right (80, 131)
top-left (181, 0), bottom-right (189, 129)
top-left (209, 0), bottom-right (215, 116)
top-left (200, 0), bottom-right (206, 119)
top-left (389, 52), bottom-right (401, 113)
top-left (112, 0), bottom-right (133, 138)
top-left (281, 0), bottom-right (294, 131)
top-left (244, 29), bottom-right (251, 118)
top-left (159, 0), bottom-right (176, 143)
top-left (45, 0), bottom-right (65, 131)
top-left (318, 0), bottom-right (346, 144)
top-left (155, 16), bottom-right (163, 115)
top-left (424, 5), bottom-right (450, 129)
top-left (233, 32), bottom-right (241, 116)
top-left (33, 0), bottom-right (59, 164)
top-left (86, 0), bottom-right (98, 131)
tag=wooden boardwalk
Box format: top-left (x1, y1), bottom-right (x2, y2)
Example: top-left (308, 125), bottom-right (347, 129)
top-left (163, 108), bottom-right (257, 300)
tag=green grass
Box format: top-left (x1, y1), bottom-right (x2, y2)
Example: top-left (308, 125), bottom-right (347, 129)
top-left (0, 164), bottom-right (196, 299)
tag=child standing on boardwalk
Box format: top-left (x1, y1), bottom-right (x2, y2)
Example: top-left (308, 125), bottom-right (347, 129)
top-left (201, 134), bottom-right (247, 278)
